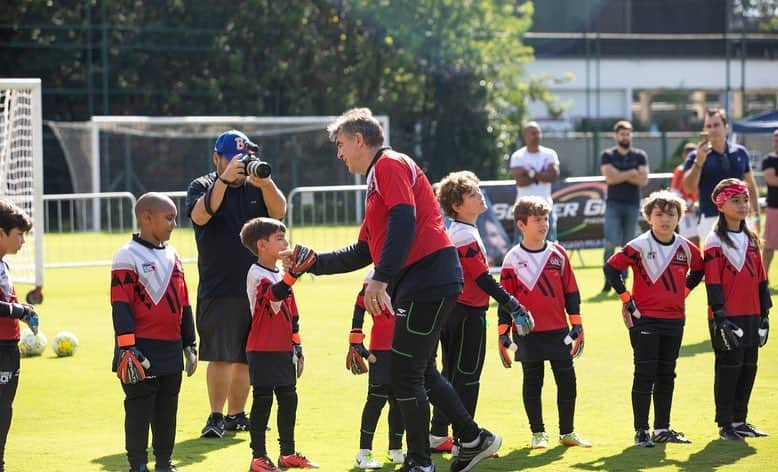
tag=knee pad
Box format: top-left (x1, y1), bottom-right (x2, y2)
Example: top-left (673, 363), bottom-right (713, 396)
top-left (367, 384), bottom-right (390, 404)
top-left (522, 362), bottom-right (545, 399)
top-left (551, 361), bottom-right (576, 401)
top-left (633, 360), bottom-right (658, 393)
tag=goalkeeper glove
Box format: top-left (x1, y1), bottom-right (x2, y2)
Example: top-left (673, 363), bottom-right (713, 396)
top-left (117, 347), bottom-right (151, 384)
top-left (184, 345), bottom-right (198, 377)
top-left (289, 244), bottom-right (317, 278)
top-left (711, 308), bottom-right (743, 352)
top-left (758, 315), bottom-right (769, 348)
top-left (564, 315), bottom-right (584, 358)
top-left (619, 291), bottom-right (641, 328)
top-left (504, 295), bottom-right (533, 336)
top-left (497, 324), bottom-right (518, 368)
top-left (346, 329), bottom-right (376, 375)
top-left (292, 344), bottom-right (304, 378)
top-left (5, 303), bottom-right (39, 335)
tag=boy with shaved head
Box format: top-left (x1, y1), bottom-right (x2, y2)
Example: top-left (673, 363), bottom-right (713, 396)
top-left (111, 192), bottom-right (197, 472)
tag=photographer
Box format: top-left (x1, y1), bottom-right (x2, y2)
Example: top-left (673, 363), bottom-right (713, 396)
top-left (186, 129), bottom-right (286, 439)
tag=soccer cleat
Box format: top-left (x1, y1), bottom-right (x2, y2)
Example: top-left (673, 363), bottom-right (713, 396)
top-left (277, 452), bottom-right (320, 469)
top-left (733, 423), bottom-right (768, 438)
top-left (450, 429), bottom-right (501, 472)
top-left (251, 456), bottom-right (281, 472)
top-left (719, 426), bottom-right (743, 440)
top-left (154, 461), bottom-right (178, 472)
top-left (634, 430), bottom-right (655, 448)
top-left (560, 432), bottom-right (592, 448)
top-left (224, 412), bottom-right (251, 431)
top-left (355, 450), bottom-right (381, 469)
top-left (430, 435), bottom-right (455, 453)
top-left (387, 449), bottom-right (406, 464)
top-left (201, 413), bottom-right (225, 438)
top-left (398, 458), bottom-right (436, 472)
top-left (531, 432), bottom-right (549, 449)
top-left (652, 429), bottom-right (691, 444)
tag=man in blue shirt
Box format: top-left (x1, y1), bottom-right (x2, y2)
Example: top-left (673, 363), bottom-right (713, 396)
top-left (682, 108), bottom-right (760, 240)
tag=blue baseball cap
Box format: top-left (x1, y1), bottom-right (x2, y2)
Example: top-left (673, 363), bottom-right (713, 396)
top-left (214, 129), bottom-right (257, 160)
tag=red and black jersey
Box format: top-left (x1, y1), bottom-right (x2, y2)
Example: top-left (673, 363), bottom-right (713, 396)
top-left (608, 231), bottom-right (703, 319)
top-left (500, 242), bottom-right (580, 332)
top-left (111, 235), bottom-right (195, 375)
top-left (354, 271), bottom-right (395, 351)
top-left (704, 231), bottom-right (768, 319)
top-left (448, 221), bottom-right (490, 308)
top-left (246, 264), bottom-right (300, 353)
top-left (0, 260), bottom-right (20, 341)
top-left (359, 150), bottom-right (452, 270)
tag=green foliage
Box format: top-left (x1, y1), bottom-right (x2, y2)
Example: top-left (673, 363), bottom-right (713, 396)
top-left (1, 0), bottom-right (560, 181)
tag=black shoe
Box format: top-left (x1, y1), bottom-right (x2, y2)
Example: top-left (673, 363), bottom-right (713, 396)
top-left (224, 412), bottom-right (251, 431)
top-left (154, 466), bottom-right (178, 472)
top-left (601, 281), bottom-right (612, 293)
top-left (634, 430), bottom-right (655, 447)
top-left (719, 426), bottom-right (743, 440)
top-left (450, 429), bottom-right (501, 472)
top-left (201, 413), bottom-right (225, 438)
top-left (398, 458), bottom-right (435, 472)
top-left (130, 465), bottom-right (149, 472)
top-left (733, 423), bottom-right (768, 437)
top-left (652, 429), bottom-right (691, 444)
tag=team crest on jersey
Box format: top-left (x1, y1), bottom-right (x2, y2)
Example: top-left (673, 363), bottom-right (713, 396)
top-left (505, 244), bottom-right (564, 290)
top-left (142, 262), bottom-right (157, 273)
top-left (549, 256), bottom-right (563, 267)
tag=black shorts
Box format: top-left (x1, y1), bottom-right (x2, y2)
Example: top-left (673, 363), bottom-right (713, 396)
top-left (196, 296), bottom-right (251, 363)
top-left (368, 350), bottom-right (392, 386)
top-left (0, 344), bottom-right (20, 405)
top-left (247, 351), bottom-right (296, 388)
top-left (515, 328), bottom-right (570, 362)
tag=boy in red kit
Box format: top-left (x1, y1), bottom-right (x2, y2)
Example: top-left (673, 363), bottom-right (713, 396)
top-left (240, 217), bottom-right (318, 471)
top-left (0, 199), bottom-right (39, 472)
top-left (604, 190), bottom-right (704, 447)
top-left (704, 179), bottom-right (771, 440)
top-left (500, 196), bottom-right (590, 450)
top-left (349, 270), bottom-right (405, 469)
top-left (430, 171), bottom-right (531, 452)
top-left (110, 193), bottom-right (197, 472)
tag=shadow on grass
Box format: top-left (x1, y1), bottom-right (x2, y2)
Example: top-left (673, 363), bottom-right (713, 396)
top-left (585, 291), bottom-right (617, 303)
top-left (572, 444), bottom-right (682, 470)
top-left (679, 438), bottom-right (756, 471)
top-left (92, 434), bottom-right (246, 471)
top-left (487, 445), bottom-right (569, 470)
top-left (678, 339), bottom-right (712, 358)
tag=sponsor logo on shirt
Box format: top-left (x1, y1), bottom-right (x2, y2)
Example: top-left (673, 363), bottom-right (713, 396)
top-left (142, 262), bottom-right (157, 273)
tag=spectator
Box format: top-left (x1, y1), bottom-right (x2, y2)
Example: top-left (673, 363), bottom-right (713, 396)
top-left (186, 130), bottom-right (286, 439)
top-left (600, 120), bottom-right (649, 293)
top-left (510, 122), bottom-right (560, 242)
top-left (761, 129), bottom-right (778, 277)
top-left (682, 108), bottom-right (760, 241)
top-left (669, 143), bottom-right (700, 246)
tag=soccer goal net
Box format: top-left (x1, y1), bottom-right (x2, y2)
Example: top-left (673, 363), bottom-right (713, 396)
top-left (0, 79), bottom-right (44, 300)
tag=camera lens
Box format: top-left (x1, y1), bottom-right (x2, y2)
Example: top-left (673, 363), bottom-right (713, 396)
top-left (246, 159), bottom-right (271, 178)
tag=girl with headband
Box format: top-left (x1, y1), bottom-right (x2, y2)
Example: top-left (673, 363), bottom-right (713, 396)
top-left (703, 178), bottom-right (771, 440)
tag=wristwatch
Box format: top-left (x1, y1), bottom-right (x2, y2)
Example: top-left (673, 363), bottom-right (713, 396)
top-left (527, 169), bottom-right (536, 181)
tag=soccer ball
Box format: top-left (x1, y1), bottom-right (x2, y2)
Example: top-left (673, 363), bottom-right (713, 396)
top-left (51, 331), bottom-right (79, 357)
top-left (18, 328), bottom-right (47, 357)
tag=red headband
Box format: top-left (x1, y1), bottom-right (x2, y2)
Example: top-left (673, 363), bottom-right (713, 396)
top-left (715, 183), bottom-right (748, 209)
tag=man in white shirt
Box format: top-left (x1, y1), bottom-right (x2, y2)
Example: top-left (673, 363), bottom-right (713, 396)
top-left (510, 121), bottom-right (561, 241)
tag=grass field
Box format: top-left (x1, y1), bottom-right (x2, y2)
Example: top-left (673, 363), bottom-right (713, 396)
top-left (6, 240), bottom-right (778, 471)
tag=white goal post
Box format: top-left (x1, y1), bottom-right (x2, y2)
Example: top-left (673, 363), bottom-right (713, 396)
top-left (84, 115), bottom-right (390, 229)
top-left (0, 79), bottom-right (44, 299)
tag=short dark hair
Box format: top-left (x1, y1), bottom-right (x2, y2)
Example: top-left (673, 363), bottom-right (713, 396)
top-left (705, 108), bottom-right (728, 126)
top-left (436, 171), bottom-right (480, 220)
top-left (613, 120), bottom-right (633, 132)
top-left (240, 217), bottom-right (286, 257)
top-left (0, 199), bottom-right (32, 234)
top-left (326, 108), bottom-right (385, 147)
top-left (642, 190), bottom-right (685, 220)
top-left (513, 196), bottom-right (550, 224)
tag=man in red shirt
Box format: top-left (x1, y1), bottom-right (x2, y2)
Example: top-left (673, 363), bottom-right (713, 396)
top-left (300, 108), bottom-right (501, 472)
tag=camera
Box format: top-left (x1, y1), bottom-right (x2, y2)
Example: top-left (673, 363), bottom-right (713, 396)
top-left (239, 143), bottom-right (271, 178)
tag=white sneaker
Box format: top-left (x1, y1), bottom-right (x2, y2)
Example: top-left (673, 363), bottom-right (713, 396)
top-left (355, 449), bottom-right (381, 469)
top-left (387, 449), bottom-right (405, 464)
top-left (531, 432), bottom-right (549, 449)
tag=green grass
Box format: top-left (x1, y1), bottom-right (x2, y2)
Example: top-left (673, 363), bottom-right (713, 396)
top-left (7, 245), bottom-right (778, 471)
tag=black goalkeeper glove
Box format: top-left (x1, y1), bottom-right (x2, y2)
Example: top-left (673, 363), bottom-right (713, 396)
top-left (5, 303), bottom-right (39, 335)
top-left (758, 315), bottom-right (769, 348)
top-left (711, 308), bottom-right (743, 352)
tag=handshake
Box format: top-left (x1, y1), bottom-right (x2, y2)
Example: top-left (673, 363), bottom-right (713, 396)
top-left (281, 244), bottom-right (318, 285)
